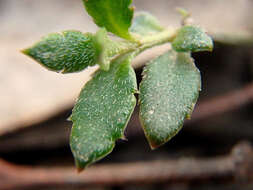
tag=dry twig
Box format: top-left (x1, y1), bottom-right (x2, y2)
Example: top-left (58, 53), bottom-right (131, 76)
top-left (190, 83), bottom-right (253, 123)
top-left (0, 142), bottom-right (253, 190)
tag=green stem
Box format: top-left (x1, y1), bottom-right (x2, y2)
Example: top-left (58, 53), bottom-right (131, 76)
top-left (114, 28), bottom-right (178, 62)
top-left (135, 29), bottom-right (178, 56)
top-left (140, 29), bottom-right (177, 45)
top-left (109, 28), bottom-right (178, 67)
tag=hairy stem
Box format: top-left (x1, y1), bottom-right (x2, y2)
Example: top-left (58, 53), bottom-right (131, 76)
top-left (114, 28), bottom-right (178, 63)
top-left (140, 28), bottom-right (178, 45)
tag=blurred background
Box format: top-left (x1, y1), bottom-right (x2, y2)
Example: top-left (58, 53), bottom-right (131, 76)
top-left (1, 0), bottom-right (253, 189)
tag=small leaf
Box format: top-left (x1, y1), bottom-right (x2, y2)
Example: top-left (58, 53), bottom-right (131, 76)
top-left (176, 8), bottom-right (191, 19)
top-left (93, 28), bottom-right (111, 71)
top-left (139, 50), bottom-right (201, 149)
top-left (23, 30), bottom-right (138, 73)
top-left (22, 31), bottom-right (98, 73)
top-left (172, 25), bottom-right (213, 52)
top-left (130, 12), bottom-right (164, 36)
top-left (70, 54), bottom-right (137, 170)
top-left (83, 0), bottom-right (134, 40)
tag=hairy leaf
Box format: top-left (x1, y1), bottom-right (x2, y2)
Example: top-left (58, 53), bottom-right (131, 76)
top-left (70, 54), bottom-right (137, 170)
top-left (83, 0), bottom-right (134, 40)
top-left (22, 31), bottom-right (98, 73)
top-left (139, 50), bottom-right (201, 149)
top-left (23, 30), bottom-right (138, 73)
top-left (172, 26), bottom-right (213, 52)
top-left (130, 12), bottom-right (164, 36)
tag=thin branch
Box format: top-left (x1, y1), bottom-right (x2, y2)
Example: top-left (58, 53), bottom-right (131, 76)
top-left (0, 142), bottom-right (253, 190)
top-left (189, 82), bottom-right (253, 123)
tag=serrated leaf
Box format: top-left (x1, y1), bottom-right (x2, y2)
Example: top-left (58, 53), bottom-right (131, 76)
top-left (22, 31), bottom-right (98, 73)
top-left (130, 12), bottom-right (164, 36)
top-left (172, 26), bottom-right (213, 52)
top-left (83, 0), bottom-right (134, 40)
top-left (70, 54), bottom-right (137, 170)
top-left (139, 50), bottom-right (201, 149)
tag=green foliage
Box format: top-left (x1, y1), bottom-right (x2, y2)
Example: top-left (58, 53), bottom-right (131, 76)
top-left (83, 0), bottom-right (134, 40)
top-left (139, 50), bottom-right (201, 148)
top-left (70, 54), bottom-right (137, 170)
top-left (22, 31), bottom-right (97, 73)
top-left (130, 12), bottom-right (164, 36)
top-left (23, 29), bottom-right (138, 72)
top-left (172, 25), bottom-right (213, 52)
top-left (22, 0), bottom-right (213, 170)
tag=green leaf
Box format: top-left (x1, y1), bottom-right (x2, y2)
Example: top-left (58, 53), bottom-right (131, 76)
top-left (172, 25), bottom-right (213, 52)
top-left (23, 30), bottom-right (138, 73)
top-left (70, 54), bottom-right (137, 170)
top-left (22, 31), bottom-right (98, 73)
top-left (83, 0), bottom-right (134, 40)
top-left (176, 8), bottom-right (190, 19)
top-left (130, 12), bottom-right (164, 36)
top-left (139, 50), bottom-right (201, 149)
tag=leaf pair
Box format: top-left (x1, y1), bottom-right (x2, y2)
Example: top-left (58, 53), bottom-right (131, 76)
top-left (70, 49), bottom-right (201, 169)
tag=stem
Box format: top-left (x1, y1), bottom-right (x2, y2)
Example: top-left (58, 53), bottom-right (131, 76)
top-left (114, 28), bottom-right (178, 62)
top-left (140, 28), bottom-right (178, 45)
top-left (134, 29), bottom-right (177, 56)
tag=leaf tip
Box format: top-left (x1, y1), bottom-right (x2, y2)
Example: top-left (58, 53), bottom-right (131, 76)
top-left (146, 129), bottom-right (183, 150)
top-left (77, 167), bottom-right (85, 173)
top-left (21, 48), bottom-right (30, 55)
top-left (149, 142), bottom-right (160, 150)
top-left (74, 158), bottom-right (88, 173)
top-left (120, 135), bottom-right (128, 141)
top-left (185, 113), bottom-right (192, 120)
top-left (207, 39), bottom-right (214, 52)
top-left (67, 116), bottom-right (72, 122)
top-left (176, 7), bottom-right (191, 18)
top-left (147, 137), bottom-right (167, 150)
